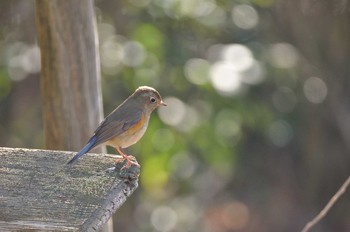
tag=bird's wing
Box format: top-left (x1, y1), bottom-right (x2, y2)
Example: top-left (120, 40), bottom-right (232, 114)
top-left (93, 107), bottom-right (143, 146)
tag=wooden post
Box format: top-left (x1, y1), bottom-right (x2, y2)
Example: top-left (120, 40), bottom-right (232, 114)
top-left (35, 0), bottom-right (104, 152)
top-left (35, 1), bottom-right (116, 230)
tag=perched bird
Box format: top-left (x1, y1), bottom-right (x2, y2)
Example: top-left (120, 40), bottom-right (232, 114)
top-left (67, 86), bottom-right (167, 166)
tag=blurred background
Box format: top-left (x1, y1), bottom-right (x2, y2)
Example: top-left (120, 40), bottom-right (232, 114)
top-left (0, 0), bottom-right (349, 231)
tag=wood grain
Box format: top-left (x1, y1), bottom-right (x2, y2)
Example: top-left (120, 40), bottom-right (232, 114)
top-left (0, 147), bottom-right (139, 231)
top-left (35, 0), bottom-right (104, 152)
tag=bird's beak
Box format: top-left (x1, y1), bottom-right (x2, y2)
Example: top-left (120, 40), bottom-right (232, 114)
top-left (160, 101), bottom-right (167, 106)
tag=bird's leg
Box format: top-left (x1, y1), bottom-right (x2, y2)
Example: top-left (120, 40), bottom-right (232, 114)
top-left (116, 147), bottom-right (140, 168)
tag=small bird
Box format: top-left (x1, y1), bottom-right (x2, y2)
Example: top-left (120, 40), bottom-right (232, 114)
top-left (67, 86), bottom-right (167, 166)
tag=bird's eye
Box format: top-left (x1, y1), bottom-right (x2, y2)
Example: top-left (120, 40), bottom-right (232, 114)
top-left (150, 97), bottom-right (156, 103)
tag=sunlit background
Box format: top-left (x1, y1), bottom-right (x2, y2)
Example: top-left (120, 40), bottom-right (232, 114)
top-left (1, 0), bottom-right (350, 231)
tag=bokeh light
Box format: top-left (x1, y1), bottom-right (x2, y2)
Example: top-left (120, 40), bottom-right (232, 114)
top-left (209, 44), bottom-right (260, 96)
top-left (158, 97), bottom-right (186, 127)
top-left (151, 206), bottom-right (178, 232)
top-left (121, 41), bottom-right (146, 67)
top-left (161, 0), bottom-right (216, 19)
top-left (210, 62), bottom-right (242, 96)
top-left (7, 43), bottom-right (40, 81)
top-left (184, 58), bottom-right (210, 85)
top-left (171, 197), bottom-right (199, 230)
top-left (267, 120), bottom-right (293, 147)
top-left (97, 23), bottom-right (116, 42)
top-left (232, 4), bottom-right (259, 30)
top-left (303, 76), bottom-right (327, 104)
top-left (170, 152), bottom-right (197, 179)
top-left (222, 44), bottom-right (254, 72)
top-left (100, 34), bottom-right (124, 75)
top-left (177, 105), bottom-right (199, 132)
top-left (158, 97), bottom-right (199, 132)
top-left (268, 43), bottom-right (299, 69)
top-left (196, 6), bottom-right (226, 27)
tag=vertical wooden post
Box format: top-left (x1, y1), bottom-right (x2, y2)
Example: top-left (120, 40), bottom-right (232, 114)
top-left (35, 1), bottom-right (112, 231)
top-left (35, 0), bottom-right (104, 152)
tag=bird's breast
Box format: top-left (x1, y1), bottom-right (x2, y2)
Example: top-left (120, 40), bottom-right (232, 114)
top-left (106, 113), bottom-right (149, 148)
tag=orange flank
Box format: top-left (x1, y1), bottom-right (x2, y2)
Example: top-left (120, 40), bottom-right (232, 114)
top-left (126, 113), bottom-right (146, 135)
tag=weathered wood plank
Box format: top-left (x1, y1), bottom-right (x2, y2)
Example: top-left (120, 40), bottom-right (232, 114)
top-left (0, 147), bottom-right (139, 231)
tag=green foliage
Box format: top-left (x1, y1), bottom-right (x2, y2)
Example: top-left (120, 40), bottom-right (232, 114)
top-left (132, 24), bottom-right (165, 58)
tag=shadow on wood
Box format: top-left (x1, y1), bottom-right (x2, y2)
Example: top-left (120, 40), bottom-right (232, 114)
top-left (0, 147), bottom-right (139, 231)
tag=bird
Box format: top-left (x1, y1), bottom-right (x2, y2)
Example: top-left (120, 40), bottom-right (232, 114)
top-left (67, 86), bottom-right (167, 166)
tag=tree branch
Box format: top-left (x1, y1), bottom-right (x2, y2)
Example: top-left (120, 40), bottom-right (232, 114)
top-left (301, 176), bottom-right (350, 232)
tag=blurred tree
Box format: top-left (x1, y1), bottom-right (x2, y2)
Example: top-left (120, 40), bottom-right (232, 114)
top-left (35, 0), bottom-right (104, 152)
top-left (35, 0), bottom-right (112, 231)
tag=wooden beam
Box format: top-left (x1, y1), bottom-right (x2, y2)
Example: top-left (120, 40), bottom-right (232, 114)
top-left (35, 0), bottom-right (104, 152)
top-left (0, 147), bottom-right (139, 231)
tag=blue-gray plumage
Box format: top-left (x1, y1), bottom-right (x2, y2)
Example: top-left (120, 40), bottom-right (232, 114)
top-left (67, 86), bottom-right (166, 165)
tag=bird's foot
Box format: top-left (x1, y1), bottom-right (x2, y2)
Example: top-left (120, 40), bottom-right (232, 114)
top-left (115, 155), bottom-right (140, 168)
top-left (115, 147), bottom-right (140, 168)
top-left (111, 155), bottom-right (140, 179)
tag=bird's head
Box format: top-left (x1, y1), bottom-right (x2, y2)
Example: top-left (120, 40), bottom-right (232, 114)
top-left (133, 86), bottom-right (167, 112)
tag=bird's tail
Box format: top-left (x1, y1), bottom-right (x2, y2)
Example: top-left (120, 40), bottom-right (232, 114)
top-left (67, 136), bottom-right (97, 165)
